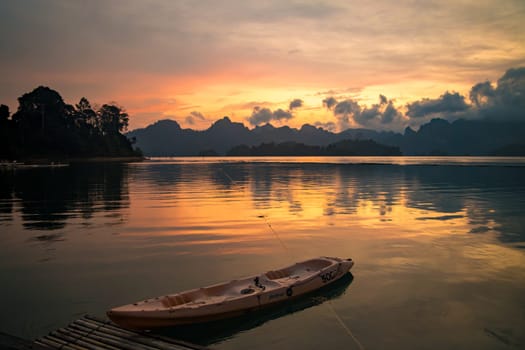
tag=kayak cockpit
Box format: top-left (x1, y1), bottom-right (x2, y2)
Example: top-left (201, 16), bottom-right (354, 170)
top-left (265, 258), bottom-right (333, 280)
top-left (161, 294), bottom-right (207, 308)
top-left (159, 278), bottom-right (271, 309)
top-left (133, 258), bottom-right (340, 310)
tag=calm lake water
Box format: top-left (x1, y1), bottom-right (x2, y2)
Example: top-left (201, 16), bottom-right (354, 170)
top-left (1, 157), bottom-right (525, 349)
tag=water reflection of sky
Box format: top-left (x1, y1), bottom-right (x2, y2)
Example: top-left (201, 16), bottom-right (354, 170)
top-left (125, 161), bottom-right (525, 247)
top-left (1, 158), bottom-right (525, 348)
top-left (1, 159), bottom-right (524, 248)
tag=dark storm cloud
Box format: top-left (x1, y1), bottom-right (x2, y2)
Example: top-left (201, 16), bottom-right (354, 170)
top-left (329, 95), bottom-right (404, 130)
top-left (333, 99), bottom-right (359, 130)
top-left (402, 67), bottom-right (525, 124)
top-left (355, 95), bottom-right (403, 127)
top-left (468, 66), bottom-right (525, 121)
top-left (314, 121), bottom-right (337, 132)
top-left (469, 68), bottom-right (525, 110)
top-left (494, 67), bottom-right (525, 106)
top-left (185, 111), bottom-right (207, 125)
top-left (289, 98), bottom-right (303, 110)
top-left (334, 100), bottom-right (360, 116)
top-left (248, 107), bottom-right (273, 125)
top-left (499, 66), bottom-right (525, 82)
top-left (357, 98), bottom-right (386, 124)
top-left (322, 97), bottom-right (338, 110)
top-left (469, 81), bottom-right (495, 108)
top-left (247, 106), bottom-right (293, 126)
top-left (273, 108), bottom-right (293, 120)
top-left (406, 92), bottom-right (469, 118)
top-left (333, 99), bottom-right (356, 129)
top-left (381, 103), bottom-right (401, 124)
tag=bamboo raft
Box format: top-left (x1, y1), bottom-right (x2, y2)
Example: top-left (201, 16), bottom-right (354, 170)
top-left (31, 315), bottom-right (209, 350)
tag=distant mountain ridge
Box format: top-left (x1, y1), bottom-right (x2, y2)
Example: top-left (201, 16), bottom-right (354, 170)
top-left (126, 117), bottom-right (525, 156)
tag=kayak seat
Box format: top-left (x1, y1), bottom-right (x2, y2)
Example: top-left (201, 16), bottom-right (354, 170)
top-left (265, 259), bottom-right (333, 280)
top-left (266, 269), bottom-right (291, 280)
top-left (161, 294), bottom-right (190, 308)
top-left (241, 288), bottom-right (255, 294)
top-left (301, 259), bottom-right (332, 270)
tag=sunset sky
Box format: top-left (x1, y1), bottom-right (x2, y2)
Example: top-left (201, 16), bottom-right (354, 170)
top-left (1, 0), bottom-right (524, 132)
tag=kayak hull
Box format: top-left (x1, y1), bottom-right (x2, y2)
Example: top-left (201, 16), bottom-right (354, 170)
top-left (107, 256), bottom-right (354, 329)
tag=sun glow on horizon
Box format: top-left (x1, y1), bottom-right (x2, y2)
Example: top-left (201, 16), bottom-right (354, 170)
top-left (1, 1), bottom-right (524, 132)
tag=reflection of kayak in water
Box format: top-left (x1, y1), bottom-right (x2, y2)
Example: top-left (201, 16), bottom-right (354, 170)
top-left (107, 256), bottom-right (354, 330)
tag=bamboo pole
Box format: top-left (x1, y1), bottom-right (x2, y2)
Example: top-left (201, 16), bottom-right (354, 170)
top-left (51, 329), bottom-right (118, 350)
top-left (67, 324), bottom-right (159, 350)
top-left (38, 335), bottom-right (86, 350)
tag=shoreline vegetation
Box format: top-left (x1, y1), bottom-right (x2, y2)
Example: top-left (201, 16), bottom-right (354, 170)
top-left (222, 139), bottom-right (402, 156)
top-left (0, 86), bottom-right (142, 162)
top-left (0, 156), bottom-right (144, 166)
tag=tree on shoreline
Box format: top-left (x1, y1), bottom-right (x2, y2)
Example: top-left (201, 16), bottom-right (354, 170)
top-left (0, 86), bottom-right (141, 160)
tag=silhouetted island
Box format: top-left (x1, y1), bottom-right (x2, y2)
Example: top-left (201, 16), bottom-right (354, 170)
top-left (0, 86), bottom-right (142, 161)
top-left (227, 140), bottom-right (402, 156)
